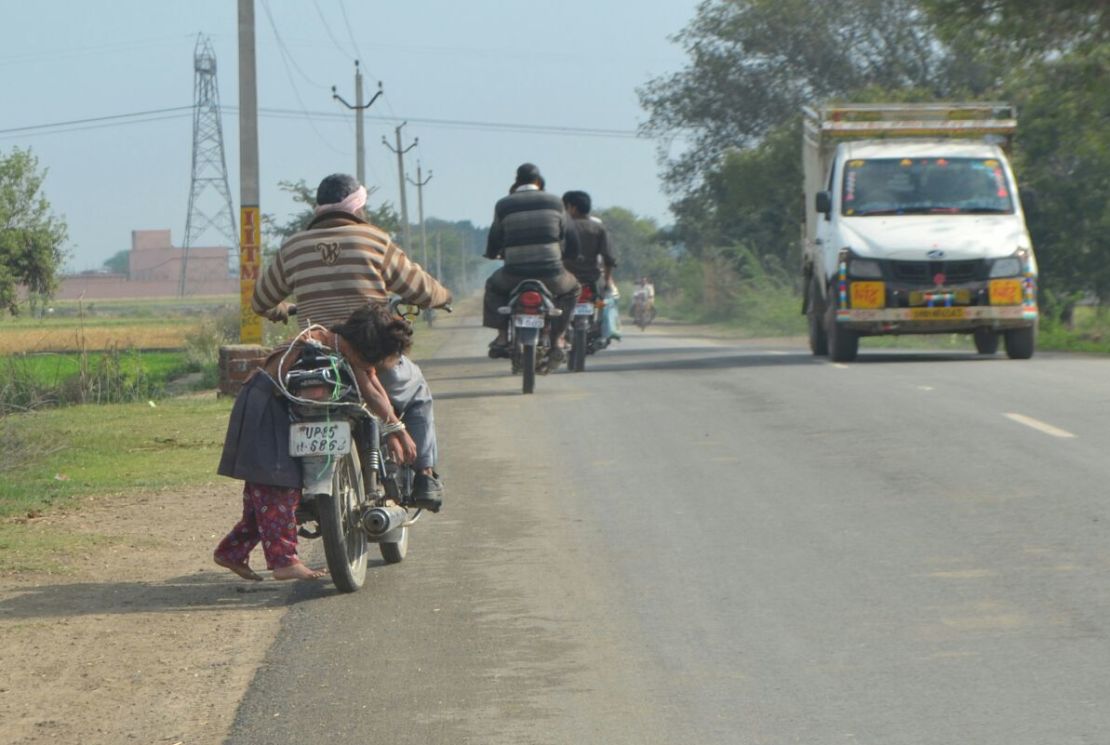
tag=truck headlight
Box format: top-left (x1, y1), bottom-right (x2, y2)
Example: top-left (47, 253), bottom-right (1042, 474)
top-left (849, 258), bottom-right (882, 279)
top-left (989, 257), bottom-right (1022, 277)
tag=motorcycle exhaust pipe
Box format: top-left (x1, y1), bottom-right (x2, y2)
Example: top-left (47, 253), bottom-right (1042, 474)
top-left (363, 504), bottom-right (408, 536)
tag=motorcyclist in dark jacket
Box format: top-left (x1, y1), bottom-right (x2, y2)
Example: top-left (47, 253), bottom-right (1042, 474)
top-left (483, 163), bottom-right (580, 362)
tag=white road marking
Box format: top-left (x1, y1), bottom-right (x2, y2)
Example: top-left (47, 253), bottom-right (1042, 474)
top-left (918, 385), bottom-right (934, 391)
top-left (1004, 413), bottom-right (1076, 439)
top-left (831, 363), bottom-right (849, 369)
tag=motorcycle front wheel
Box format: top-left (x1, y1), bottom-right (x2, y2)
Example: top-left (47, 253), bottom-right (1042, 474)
top-left (318, 448), bottom-right (369, 592)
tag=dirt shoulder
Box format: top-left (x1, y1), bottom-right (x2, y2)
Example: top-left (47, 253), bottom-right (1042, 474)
top-left (0, 482), bottom-right (296, 745)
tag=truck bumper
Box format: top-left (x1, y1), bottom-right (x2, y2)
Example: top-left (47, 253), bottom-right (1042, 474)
top-left (836, 305), bottom-right (1038, 334)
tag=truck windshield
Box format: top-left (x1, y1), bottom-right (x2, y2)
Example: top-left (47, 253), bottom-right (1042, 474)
top-left (842, 157), bottom-right (1015, 216)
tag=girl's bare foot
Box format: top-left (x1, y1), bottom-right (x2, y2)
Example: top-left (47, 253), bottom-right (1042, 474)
top-left (214, 555), bottom-right (263, 581)
top-left (272, 561), bottom-right (327, 581)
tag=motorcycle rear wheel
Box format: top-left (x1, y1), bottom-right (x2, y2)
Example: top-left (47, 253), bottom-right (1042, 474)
top-left (522, 343), bottom-right (536, 394)
top-left (572, 326), bottom-right (587, 372)
top-left (318, 449), bottom-right (368, 592)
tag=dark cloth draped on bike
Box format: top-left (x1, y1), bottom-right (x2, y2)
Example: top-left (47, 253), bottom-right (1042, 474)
top-left (217, 372), bottom-right (302, 489)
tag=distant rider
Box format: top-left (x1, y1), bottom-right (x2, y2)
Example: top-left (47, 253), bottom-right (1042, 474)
top-left (632, 277), bottom-right (655, 321)
top-left (483, 163), bottom-right (580, 364)
top-left (251, 173), bottom-right (452, 511)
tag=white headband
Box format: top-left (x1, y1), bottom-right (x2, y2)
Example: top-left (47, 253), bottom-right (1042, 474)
top-left (314, 185), bottom-right (368, 216)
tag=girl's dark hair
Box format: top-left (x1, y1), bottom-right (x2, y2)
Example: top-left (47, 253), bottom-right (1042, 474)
top-left (330, 302), bottom-right (413, 363)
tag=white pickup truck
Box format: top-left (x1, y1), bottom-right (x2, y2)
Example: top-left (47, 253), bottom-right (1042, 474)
top-left (801, 103), bottom-right (1039, 361)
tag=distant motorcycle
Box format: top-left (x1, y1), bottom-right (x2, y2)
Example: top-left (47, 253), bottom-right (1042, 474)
top-left (631, 293), bottom-right (656, 330)
top-left (567, 283), bottom-right (610, 372)
top-left (279, 331), bottom-right (422, 592)
top-left (498, 279), bottom-right (563, 394)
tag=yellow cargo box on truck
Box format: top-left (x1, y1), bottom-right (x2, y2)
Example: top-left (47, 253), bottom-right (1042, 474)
top-left (800, 103), bottom-right (1038, 361)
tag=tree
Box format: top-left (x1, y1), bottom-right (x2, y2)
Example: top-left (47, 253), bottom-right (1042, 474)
top-left (639, 0), bottom-right (958, 196)
top-left (670, 120), bottom-right (802, 268)
top-left (103, 250), bottom-right (129, 275)
top-left (0, 148), bottom-right (68, 315)
top-left (924, 0), bottom-right (1109, 58)
top-left (1008, 43), bottom-right (1110, 312)
top-left (594, 207), bottom-right (677, 289)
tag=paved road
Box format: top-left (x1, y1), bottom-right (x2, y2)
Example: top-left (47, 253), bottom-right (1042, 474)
top-left (227, 316), bottom-right (1110, 745)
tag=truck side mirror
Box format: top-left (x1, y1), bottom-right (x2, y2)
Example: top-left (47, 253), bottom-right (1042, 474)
top-left (815, 191), bottom-right (832, 216)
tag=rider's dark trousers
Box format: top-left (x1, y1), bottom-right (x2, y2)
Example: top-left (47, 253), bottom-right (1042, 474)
top-left (483, 267), bottom-right (578, 340)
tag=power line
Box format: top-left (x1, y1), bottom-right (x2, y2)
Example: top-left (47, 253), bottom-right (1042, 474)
top-left (313, 0), bottom-right (357, 59)
top-left (259, 0), bottom-right (351, 158)
top-left (1, 105), bottom-right (645, 141)
top-left (337, 0), bottom-right (366, 64)
top-left (0, 106), bottom-right (194, 135)
top-left (0, 112), bottom-right (191, 141)
top-left (260, 0), bottom-right (328, 90)
top-left (328, 0), bottom-right (404, 125)
top-left (245, 105), bottom-right (643, 139)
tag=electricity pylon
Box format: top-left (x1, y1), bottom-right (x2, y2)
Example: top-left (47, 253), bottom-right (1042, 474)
top-left (181, 34), bottom-right (237, 295)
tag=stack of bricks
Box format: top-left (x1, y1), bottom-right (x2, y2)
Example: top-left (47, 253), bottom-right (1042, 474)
top-left (217, 345), bottom-right (269, 397)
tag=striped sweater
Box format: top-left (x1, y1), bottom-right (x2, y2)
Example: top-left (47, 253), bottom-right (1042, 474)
top-left (252, 212), bottom-right (450, 328)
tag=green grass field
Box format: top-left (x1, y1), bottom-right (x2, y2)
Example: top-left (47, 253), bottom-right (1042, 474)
top-left (4, 350), bottom-right (190, 387)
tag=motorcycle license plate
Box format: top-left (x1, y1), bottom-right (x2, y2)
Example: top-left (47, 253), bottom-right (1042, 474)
top-left (574, 304), bottom-right (594, 316)
top-left (289, 421), bottom-right (351, 457)
top-left (514, 315), bottom-right (545, 328)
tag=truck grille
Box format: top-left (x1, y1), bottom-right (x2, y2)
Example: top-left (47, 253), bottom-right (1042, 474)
top-left (889, 259), bottom-right (985, 285)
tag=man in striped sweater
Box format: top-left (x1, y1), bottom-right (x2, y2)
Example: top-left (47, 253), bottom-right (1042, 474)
top-left (252, 173), bottom-right (452, 510)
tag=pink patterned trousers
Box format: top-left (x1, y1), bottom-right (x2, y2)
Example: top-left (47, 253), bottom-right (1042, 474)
top-left (214, 483), bottom-right (302, 570)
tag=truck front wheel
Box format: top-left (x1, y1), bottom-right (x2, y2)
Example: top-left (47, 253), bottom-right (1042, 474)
top-left (1004, 326), bottom-right (1036, 359)
top-left (807, 279), bottom-right (828, 356)
top-left (973, 329), bottom-right (1000, 355)
top-left (826, 301), bottom-right (859, 362)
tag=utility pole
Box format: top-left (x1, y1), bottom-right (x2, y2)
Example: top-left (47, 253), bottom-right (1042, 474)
top-left (237, 0), bottom-right (262, 344)
top-left (332, 61), bottom-right (382, 186)
top-left (406, 162), bottom-right (432, 268)
top-left (382, 123), bottom-right (417, 251)
top-left (436, 232), bottom-right (443, 281)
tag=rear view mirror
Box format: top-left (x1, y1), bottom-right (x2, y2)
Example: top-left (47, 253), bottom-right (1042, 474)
top-left (815, 191), bottom-right (832, 216)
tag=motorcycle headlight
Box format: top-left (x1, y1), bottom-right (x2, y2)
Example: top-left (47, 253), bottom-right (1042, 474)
top-left (849, 258), bottom-right (882, 279)
top-left (989, 257), bottom-right (1023, 278)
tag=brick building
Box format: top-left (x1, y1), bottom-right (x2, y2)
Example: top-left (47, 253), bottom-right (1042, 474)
top-left (56, 229), bottom-right (239, 299)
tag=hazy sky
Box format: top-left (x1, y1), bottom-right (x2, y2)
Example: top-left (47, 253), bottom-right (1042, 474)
top-left (1, 0), bottom-right (700, 270)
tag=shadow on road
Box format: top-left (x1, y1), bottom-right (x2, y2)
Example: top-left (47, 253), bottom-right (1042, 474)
top-left (581, 350), bottom-right (820, 374)
top-left (0, 566), bottom-right (389, 619)
top-left (434, 389), bottom-right (524, 400)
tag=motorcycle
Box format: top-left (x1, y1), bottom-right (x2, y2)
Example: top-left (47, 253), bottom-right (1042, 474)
top-left (278, 330), bottom-right (423, 593)
top-left (567, 283), bottom-right (611, 373)
top-left (631, 292), bottom-right (656, 330)
top-left (498, 279), bottom-right (563, 394)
